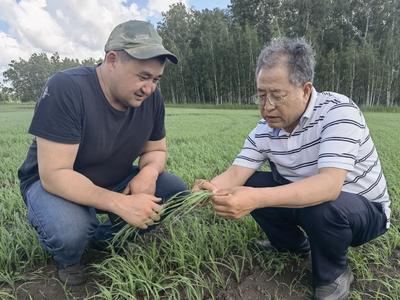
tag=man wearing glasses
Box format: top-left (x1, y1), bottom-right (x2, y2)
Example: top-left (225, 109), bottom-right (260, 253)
top-left (194, 37), bottom-right (390, 299)
top-left (18, 20), bottom-right (187, 285)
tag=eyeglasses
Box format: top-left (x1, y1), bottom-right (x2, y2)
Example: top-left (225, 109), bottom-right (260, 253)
top-left (252, 93), bottom-right (288, 107)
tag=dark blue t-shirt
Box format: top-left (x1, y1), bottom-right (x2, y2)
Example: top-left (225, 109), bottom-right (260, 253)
top-left (18, 66), bottom-right (165, 199)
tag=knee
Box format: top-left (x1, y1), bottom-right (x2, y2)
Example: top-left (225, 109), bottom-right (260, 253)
top-left (156, 172), bottom-right (188, 199)
top-left (251, 207), bottom-right (284, 220)
top-left (299, 201), bottom-right (348, 231)
top-left (41, 218), bottom-right (96, 253)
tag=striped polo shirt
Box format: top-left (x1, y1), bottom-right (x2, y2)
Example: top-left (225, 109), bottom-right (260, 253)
top-left (233, 88), bottom-right (391, 227)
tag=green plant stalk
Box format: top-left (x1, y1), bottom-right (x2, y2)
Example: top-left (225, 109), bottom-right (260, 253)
top-left (113, 190), bottom-right (213, 244)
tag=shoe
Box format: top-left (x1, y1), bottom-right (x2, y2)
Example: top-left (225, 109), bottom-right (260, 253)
top-left (314, 266), bottom-right (354, 300)
top-left (57, 263), bottom-right (87, 286)
top-left (252, 238), bottom-right (311, 257)
top-left (89, 239), bottom-right (111, 252)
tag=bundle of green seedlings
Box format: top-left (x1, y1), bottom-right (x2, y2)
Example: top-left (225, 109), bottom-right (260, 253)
top-left (112, 190), bottom-right (213, 245)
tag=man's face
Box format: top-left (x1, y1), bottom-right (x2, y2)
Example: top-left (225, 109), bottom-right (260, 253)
top-left (256, 64), bottom-right (312, 133)
top-left (108, 55), bottom-right (165, 109)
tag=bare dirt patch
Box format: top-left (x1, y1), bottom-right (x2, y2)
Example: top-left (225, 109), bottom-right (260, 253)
top-left (15, 249), bottom-right (106, 300)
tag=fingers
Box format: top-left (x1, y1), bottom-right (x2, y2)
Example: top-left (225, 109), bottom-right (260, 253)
top-left (138, 223), bottom-right (148, 229)
top-left (118, 194), bottom-right (163, 228)
top-left (151, 197), bottom-right (162, 203)
top-left (192, 179), bottom-right (204, 192)
top-left (144, 219), bottom-right (155, 226)
top-left (212, 199), bottom-right (233, 213)
top-left (192, 179), bottom-right (217, 192)
top-left (210, 194), bottom-right (237, 219)
top-left (212, 194), bottom-right (231, 205)
top-left (140, 211), bottom-right (161, 228)
top-left (151, 211), bottom-right (161, 222)
top-left (152, 204), bottom-right (162, 214)
top-left (214, 211), bottom-right (235, 219)
top-left (144, 198), bottom-right (162, 224)
top-left (213, 190), bottom-right (230, 196)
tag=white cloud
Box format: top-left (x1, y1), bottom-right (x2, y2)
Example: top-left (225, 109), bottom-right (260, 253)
top-left (0, 0), bottom-right (185, 78)
top-left (0, 32), bottom-right (35, 66)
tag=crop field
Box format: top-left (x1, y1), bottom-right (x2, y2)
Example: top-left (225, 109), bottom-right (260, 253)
top-left (0, 104), bottom-right (399, 299)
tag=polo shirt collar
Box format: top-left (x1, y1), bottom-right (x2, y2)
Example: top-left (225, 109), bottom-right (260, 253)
top-left (299, 86), bottom-right (317, 127)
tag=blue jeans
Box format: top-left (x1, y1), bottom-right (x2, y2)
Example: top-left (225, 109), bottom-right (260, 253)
top-left (25, 167), bottom-right (187, 267)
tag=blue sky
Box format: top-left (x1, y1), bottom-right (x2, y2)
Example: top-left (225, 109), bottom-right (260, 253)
top-left (0, 1), bottom-right (230, 32)
top-left (0, 0), bottom-right (230, 32)
top-left (122, 0), bottom-right (230, 13)
top-left (175, 0), bottom-right (229, 11)
top-left (0, 0), bottom-right (230, 80)
top-left (0, 19), bottom-right (9, 33)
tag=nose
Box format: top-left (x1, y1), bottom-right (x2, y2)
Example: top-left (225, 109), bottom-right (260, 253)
top-left (261, 100), bottom-right (276, 112)
top-left (141, 81), bottom-right (156, 96)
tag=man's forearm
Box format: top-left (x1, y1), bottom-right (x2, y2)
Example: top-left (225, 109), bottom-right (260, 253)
top-left (41, 169), bottom-right (122, 213)
top-left (211, 165), bottom-right (255, 190)
top-left (138, 150), bottom-right (167, 175)
top-left (250, 170), bottom-right (345, 209)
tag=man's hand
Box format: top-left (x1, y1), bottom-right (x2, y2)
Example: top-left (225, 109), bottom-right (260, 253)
top-left (211, 186), bottom-right (257, 219)
top-left (113, 193), bottom-right (162, 229)
top-left (192, 179), bottom-right (218, 193)
top-left (123, 168), bottom-right (158, 196)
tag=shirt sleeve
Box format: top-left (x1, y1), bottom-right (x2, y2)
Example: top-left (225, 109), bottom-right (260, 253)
top-left (149, 88), bottom-right (166, 141)
top-left (233, 125), bottom-right (267, 170)
top-left (318, 102), bottom-right (364, 171)
top-left (29, 72), bottom-right (83, 144)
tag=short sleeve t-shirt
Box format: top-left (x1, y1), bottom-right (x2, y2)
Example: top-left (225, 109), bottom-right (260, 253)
top-left (18, 66), bottom-right (165, 199)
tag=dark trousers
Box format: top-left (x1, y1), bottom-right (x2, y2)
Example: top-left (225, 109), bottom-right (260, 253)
top-left (245, 171), bottom-right (388, 286)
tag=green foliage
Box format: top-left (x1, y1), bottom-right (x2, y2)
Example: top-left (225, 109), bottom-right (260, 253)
top-left (2, 52), bottom-right (101, 102)
top-left (0, 106), bottom-right (399, 298)
top-left (157, 1), bottom-right (400, 106)
top-left (2, 2), bottom-right (400, 107)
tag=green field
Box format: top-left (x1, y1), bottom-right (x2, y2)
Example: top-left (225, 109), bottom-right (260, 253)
top-left (0, 105), bottom-right (399, 299)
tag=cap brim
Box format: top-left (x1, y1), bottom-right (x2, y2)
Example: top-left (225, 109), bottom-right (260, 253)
top-left (124, 45), bottom-right (178, 64)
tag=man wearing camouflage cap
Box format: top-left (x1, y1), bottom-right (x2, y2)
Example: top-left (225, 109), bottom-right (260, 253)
top-left (18, 20), bottom-right (186, 285)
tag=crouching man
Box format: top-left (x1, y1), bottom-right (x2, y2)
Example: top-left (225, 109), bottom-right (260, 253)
top-left (194, 37), bottom-right (390, 300)
top-left (18, 20), bottom-right (187, 285)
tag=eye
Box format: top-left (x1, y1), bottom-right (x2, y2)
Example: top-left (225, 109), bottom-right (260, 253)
top-left (271, 93), bottom-right (286, 102)
top-left (269, 94), bottom-right (279, 101)
top-left (137, 74), bottom-right (149, 81)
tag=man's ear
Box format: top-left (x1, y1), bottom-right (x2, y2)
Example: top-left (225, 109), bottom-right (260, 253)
top-left (104, 51), bottom-right (118, 67)
top-left (303, 82), bottom-right (313, 101)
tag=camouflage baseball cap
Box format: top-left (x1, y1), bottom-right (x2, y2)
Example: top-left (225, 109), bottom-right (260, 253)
top-left (105, 20), bottom-right (178, 64)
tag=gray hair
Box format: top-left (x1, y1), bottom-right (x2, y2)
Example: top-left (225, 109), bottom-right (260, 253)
top-left (255, 37), bottom-right (315, 86)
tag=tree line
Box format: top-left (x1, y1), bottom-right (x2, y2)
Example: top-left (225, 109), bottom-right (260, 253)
top-left (1, 0), bottom-right (399, 106)
top-left (0, 53), bottom-right (100, 103)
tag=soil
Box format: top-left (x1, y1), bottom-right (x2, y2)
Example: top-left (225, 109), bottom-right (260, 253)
top-left (11, 248), bottom-right (400, 300)
top-left (14, 249), bottom-right (105, 300)
top-left (13, 249), bottom-right (312, 300)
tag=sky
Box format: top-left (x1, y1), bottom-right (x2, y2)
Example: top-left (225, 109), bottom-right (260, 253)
top-left (0, 0), bottom-right (230, 84)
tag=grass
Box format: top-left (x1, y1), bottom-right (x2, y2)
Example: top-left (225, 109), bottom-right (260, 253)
top-left (0, 104), bottom-right (399, 299)
top-left (113, 190), bottom-right (211, 246)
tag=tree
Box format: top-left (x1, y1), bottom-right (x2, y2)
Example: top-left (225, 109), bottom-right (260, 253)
top-left (2, 1), bottom-right (400, 106)
top-left (3, 52), bottom-right (98, 102)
